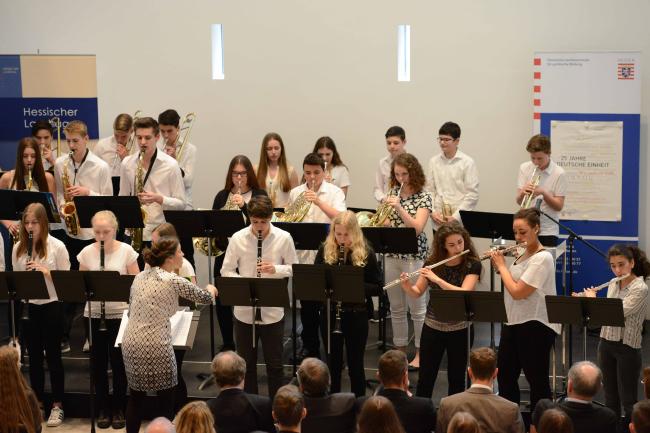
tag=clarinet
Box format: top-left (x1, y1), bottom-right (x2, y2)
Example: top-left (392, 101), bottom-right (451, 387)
top-left (332, 244), bottom-right (344, 334)
top-left (98, 240), bottom-right (108, 332)
top-left (255, 230), bottom-right (263, 322)
top-left (22, 232), bottom-right (34, 321)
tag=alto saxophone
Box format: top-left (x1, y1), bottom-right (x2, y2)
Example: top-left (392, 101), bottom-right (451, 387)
top-left (61, 151), bottom-right (81, 235)
top-left (130, 150), bottom-right (147, 252)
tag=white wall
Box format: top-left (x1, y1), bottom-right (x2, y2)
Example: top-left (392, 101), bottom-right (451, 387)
top-left (1, 0), bottom-right (648, 283)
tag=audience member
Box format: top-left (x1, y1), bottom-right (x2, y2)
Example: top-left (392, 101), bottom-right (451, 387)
top-left (206, 351), bottom-right (274, 433)
top-left (357, 396), bottom-right (406, 433)
top-left (297, 358), bottom-right (357, 433)
top-left (532, 361), bottom-right (617, 433)
top-left (446, 411), bottom-right (480, 433)
top-left (374, 350), bottom-right (436, 433)
top-left (174, 401), bottom-right (216, 433)
top-left (631, 400), bottom-right (650, 433)
top-left (144, 417), bottom-right (176, 433)
top-left (537, 408), bottom-right (574, 433)
top-left (643, 366), bottom-right (650, 399)
top-left (273, 385), bottom-right (307, 433)
top-left (0, 345), bottom-right (42, 433)
top-left (437, 347), bottom-right (524, 433)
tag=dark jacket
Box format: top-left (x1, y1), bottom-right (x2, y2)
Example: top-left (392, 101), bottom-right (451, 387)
top-left (375, 388), bottom-right (436, 433)
top-left (302, 392), bottom-right (358, 433)
top-left (533, 398), bottom-right (618, 433)
top-left (207, 387), bottom-right (275, 433)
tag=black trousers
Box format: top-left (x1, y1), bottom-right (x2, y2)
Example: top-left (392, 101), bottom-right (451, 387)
top-left (174, 349), bottom-right (187, 413)
top-left (62, 236), bottom-right (94, 342)
top-left (320, 306), bottom-right (369, 397)
top-left (179, 235), bottom-right (195, 269)
top-left (497, 321), bottom-right (556, 410)
top-left (234, 318), bottom-right (285, 399)
top-left (300, 301), bottom-right (322, 357)
top-left (213, 253), bottom-right (235, 349)
top-left (86, 318), bottom-right (127, 413)
top-left (25, 302), bottom-right (65, 403)
top-left (126, 386), bottom-right (174, 433)
top-left (598, 338), bottom-right (642, 419)
top-left (416, 324), bottom-right (474, 398)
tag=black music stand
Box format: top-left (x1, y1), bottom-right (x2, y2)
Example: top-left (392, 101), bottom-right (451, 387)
top-left (51, 270), bottom-right (127, 433)
top-left (460, 210), bottom-right (514, 349)
top-left (429, 290), bottom-right (507, 388)
top-left (292, 264), bottom-right (364, 368)
top-left (164, 210), bottom-right (246, 356)
top-left (272, 222), bottom-right (329, 251)
top-left (216, 277), bottom-right (290, 350)
top-left (74, 196), bottom-right (144, 230)
top-left (0, 189), bottom-right (62, 224)
top-left (546, 296), bottom-right (624, 360)
top-left (0, 271), bottom-right (50, 348)
top-left (362, 226), bottom-right (418, 351)
top-left (111, 177), bottom-right (120, 196)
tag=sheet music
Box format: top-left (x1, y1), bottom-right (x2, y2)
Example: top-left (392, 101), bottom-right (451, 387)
top-left (115, 309), bottom-right (194, 347)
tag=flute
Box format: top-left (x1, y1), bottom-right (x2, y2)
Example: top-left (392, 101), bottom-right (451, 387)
top-left (478, 242), bottom-right (527, 260)
top-left (585, 274), bottom-right (630, 293)
top-left (383, 249), bottom-right (470, 290)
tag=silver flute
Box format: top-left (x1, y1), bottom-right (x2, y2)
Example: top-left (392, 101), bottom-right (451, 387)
top-left (383, 249), bottom-right (470, 290)
top-left (584, 274), bottom-right (630, 293)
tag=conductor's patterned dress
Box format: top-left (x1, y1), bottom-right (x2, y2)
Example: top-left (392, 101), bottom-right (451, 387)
top-left (122, 267), bottom-right (212, 391)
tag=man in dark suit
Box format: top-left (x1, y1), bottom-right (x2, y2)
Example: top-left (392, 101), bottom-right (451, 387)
top-left (437, 347), bottom-right (525, 433)
top-left (273, 385), bottom-right (307, 433)
top-left (374, 350), bottom-right (436, 433)
top-left (206, 351), bottom-right (275, 433)
top-left (297, 358), bottom-right (357, 433)
top-left (532, 361), bottom-right (617, 433)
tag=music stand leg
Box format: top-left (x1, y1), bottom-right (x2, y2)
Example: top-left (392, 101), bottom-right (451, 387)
top-left (88, 302), bottom-right (97, 433)
top-left (9, 298), bottom-right (17, 347)
top-left (466, 321), bottom-right (472, 389)
top-left (583, 324), bottom-right (588, 361)
top-left (490, 263), bottom-right (496, 350)
top-left (326, 298), bottom-right (331, 356)
top-left (292, 292), bottom-right (297, 375)
top-left (198, 247), bottom-right (217, 391)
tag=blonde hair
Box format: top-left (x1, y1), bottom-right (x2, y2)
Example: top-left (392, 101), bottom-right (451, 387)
top-left (91, 210), bottom-right (119, 232)
top-left (113, 113), bottom-right (133, 132)
top-left (63, 120), bottom-right (88, 137)
top-left (173, 401), bottom-right (216, 433)
top-left (323, 211), bottom-right (368, 266)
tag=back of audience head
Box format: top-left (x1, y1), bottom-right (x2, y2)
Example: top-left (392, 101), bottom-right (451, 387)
top-left (211, 350), bottom-right (246, 389)
top-left (377, 349), bottom-right (408, 389)
top-left (0, 345), bottom-right (42, 433)
top-left (273, 385), bottom-right (306, 429)
top-left (297, 358), bottom-right (330, 396)
top-left (358, 396), bottom-right (405, 433)
top-left (173, 401), bottom-right (215, 433)
top-left (632, 400), bottom-right (650, 433)
top-left (643, 366), bottom-right (650, 399)
top-left (468, 347), bottom-right (497, 382)
top-left (567, 360), bottom-right (602, 400)
top-left (144, 416), bottom-right (176, 433)
top-left (446, 411), bottom-right (480, 433)
top-left (538, 408), bottom-right (574, 433)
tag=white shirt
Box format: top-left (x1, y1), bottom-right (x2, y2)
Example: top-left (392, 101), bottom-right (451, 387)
top-left (12, 235), bottom-right (70, 304)
top-left (600, 276), bottom-right (648, 349)
top-left (265, 166), bottom-right (296, 208)
top-left (328, 165), bottom-right (351, 190)
top-left (42, 148), bottom-right (59, 172)
top-left (119, 150), bottom-right (186, 241)
top-left (221, 224), bottom-right (298, 325)
top-left (288, 181), bottom-right (346, 224)
top-left (374, 155), bottom-right (393, 202)
top-left (94, 135), bottom-right (136, 177)
top-left (426, 150), bottom-right (479, 230)
top-left (504, 250), bottom-right (560, 334)
top-left (157, 138), bottom-right (197, 209)
top-left (78, 241), bottom-right (139, 319)
top-left (517, 160), bottom-right (567, 236)
top-left (53, 150), bottom-right (113, 240)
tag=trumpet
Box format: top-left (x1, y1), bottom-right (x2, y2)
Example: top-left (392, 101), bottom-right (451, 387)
top-left (575, 274), bottom-right (630, 295)
top-left (98, 240), bottom-right (108, 332)
top-left (440, 194), bottom-right (454, 219)
top-left (332, 244), bottom-right (345, 335)
top-left (357, 183), bottom-right (403, 227)
top-left (521, 167), bottom-right (541, 209)
top-left (61, 151), bottom-right (81, 235)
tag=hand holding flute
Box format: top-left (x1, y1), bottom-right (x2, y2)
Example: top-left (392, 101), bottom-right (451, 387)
top-left (572, 274), bottom-right (630, 297)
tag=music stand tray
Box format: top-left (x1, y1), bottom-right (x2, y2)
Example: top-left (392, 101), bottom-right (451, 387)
top-left (74, 196), bottom-right (144, 229)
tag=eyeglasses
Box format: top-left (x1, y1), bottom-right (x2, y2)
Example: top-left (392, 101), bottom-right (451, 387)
top-left (232, 171), bottom-right (248, 177)
top-left (437, 137), bottom-right (455, 143)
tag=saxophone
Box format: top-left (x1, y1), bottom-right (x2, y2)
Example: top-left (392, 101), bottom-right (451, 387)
top-left (26, 166), bottom-right (33, 191)
top-left (130, 150), bottom-right (147, 252)
top-left (61, 151), bottom-right (81, 235)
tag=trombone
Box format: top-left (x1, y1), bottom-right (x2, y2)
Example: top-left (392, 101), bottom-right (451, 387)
top-left (48, 116), bottom-right (62, 160)
top-left (168, 112), bottom-right (196, 161)
top-left (125, 110), bottom-right (142, 154)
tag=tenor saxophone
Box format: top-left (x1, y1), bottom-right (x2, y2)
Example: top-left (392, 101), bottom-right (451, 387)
top-left (130, 150), bottom-right (147, 252)
top-left (61, 151), bottom-right (81, 235)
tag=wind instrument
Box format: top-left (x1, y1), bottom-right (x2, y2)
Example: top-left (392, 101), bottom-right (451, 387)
top-left (130, 150), bottom-right (147, 252)
top-left (61, 151), bottom-right (81, 235)
top-left (383, 249), bottom-right (471, 290)
top-left (194, 180), bottom-right (242, 256)
top-left (521, 167), bottom-right (542, 209)
top-left (125, 110), bottom-right (142, 154)
top-left (582, 274), bottom-right (631, 293)
top-left (98, 240), bottom-right (108, 332)
top-left (48, 116), bottom-right (61, 159)
top-left (332, 244), bottom-right (345, 335)
top-left (255, 230), bottom-right (263, 322)
top-left (273, 179), bottom-right (313, 222)
top-left (440, 194), bottom-right (453, 219)
top-left (26, 166), bottom-right (33, 191)
top-left (21, 232), bottom-right (34, 321)
top-left (357, 183), bottom-right (403, 227)
top-left (478, 242), bottom-right (527, 260)
top-left (169, 112), bottom-right (196, 161)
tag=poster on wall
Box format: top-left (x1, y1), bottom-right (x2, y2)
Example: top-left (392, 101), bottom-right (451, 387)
top-left (532, 51), bottom-right (640, 295)
top-left (551, 120), bottom-right (623, 222)
top-left (0, 54), bottom-right (99, 170)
